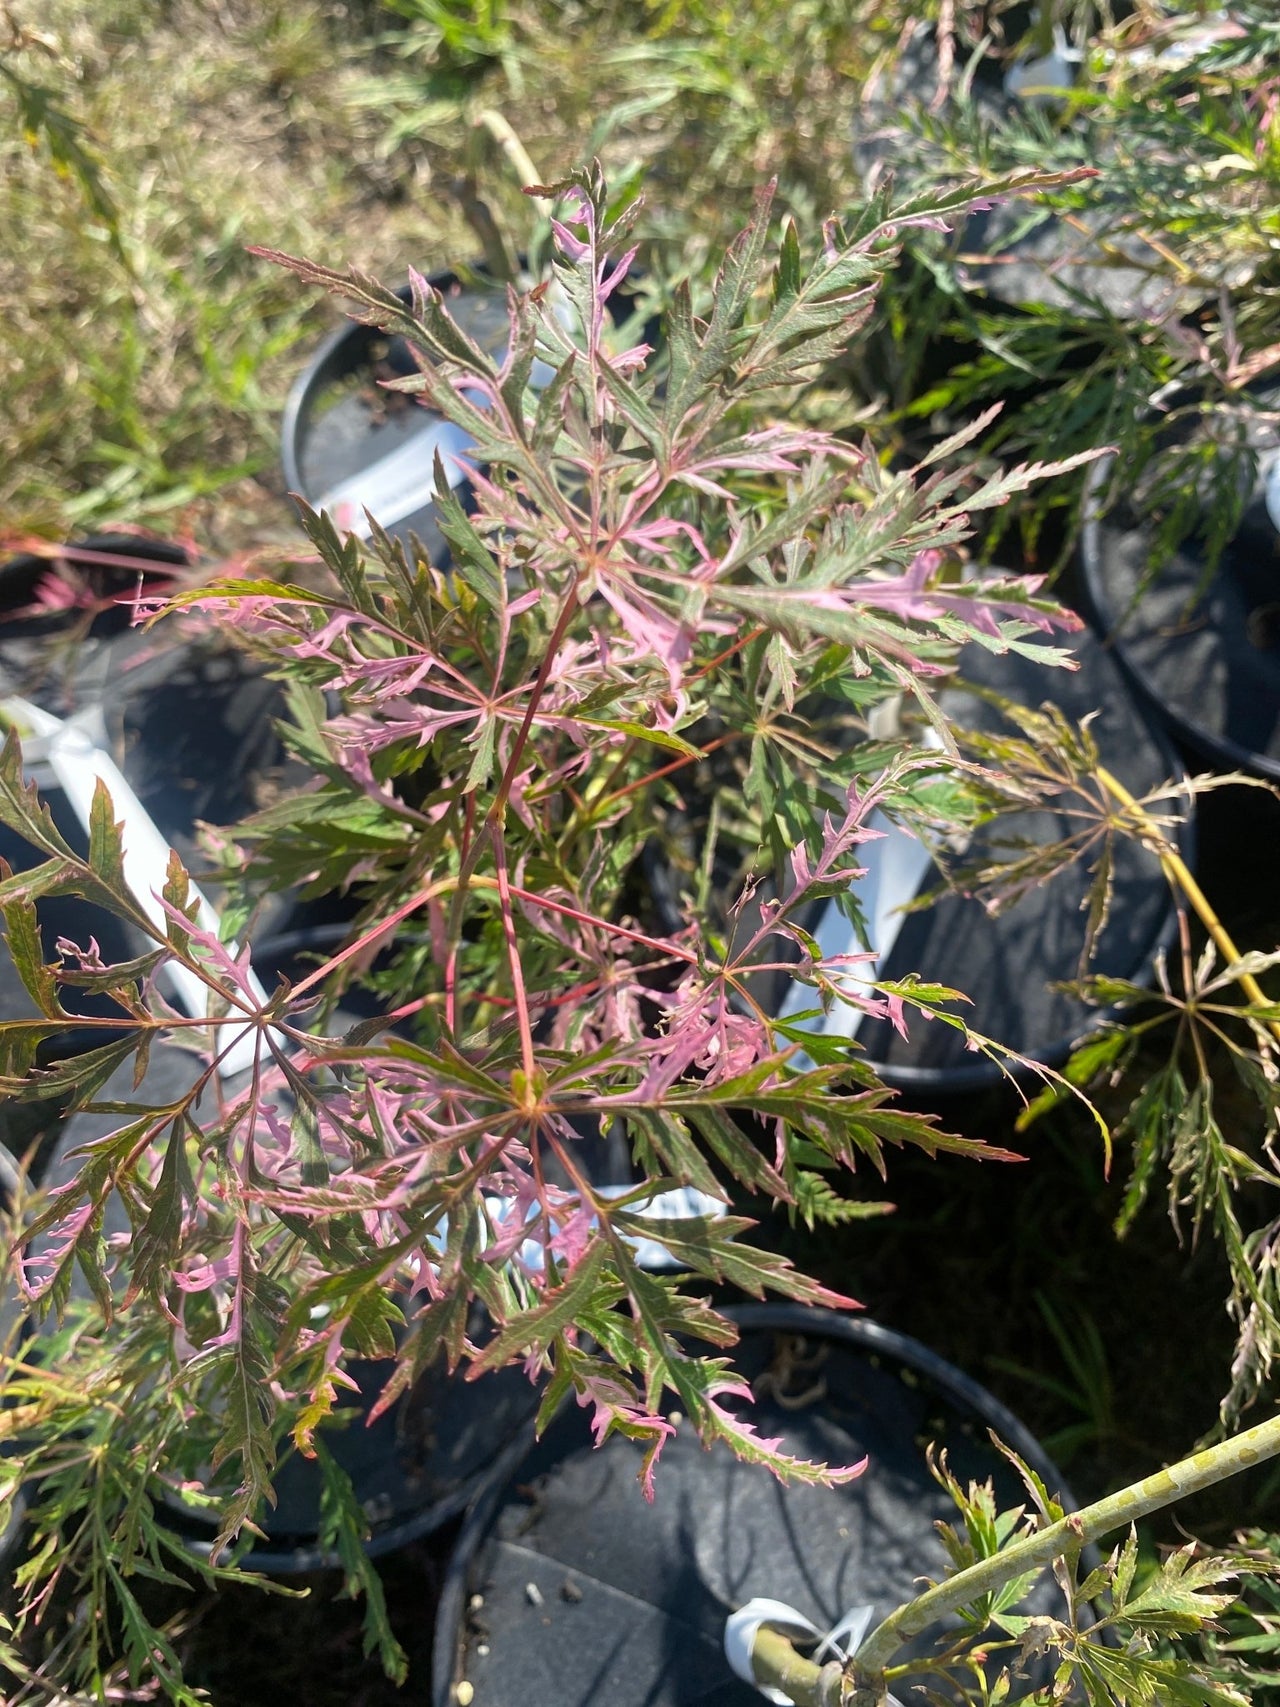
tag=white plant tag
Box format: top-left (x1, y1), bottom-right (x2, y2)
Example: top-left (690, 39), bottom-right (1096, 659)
top-left (318, 418), bottom-right (476, 538)
top-left (5, 697), bottom-right (272, 1078)
top-left (724, 1599), bottom-right (877, 1704)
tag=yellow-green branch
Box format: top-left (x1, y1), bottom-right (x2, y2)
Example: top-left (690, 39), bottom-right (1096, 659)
top-left (746, 1405), bottom-right (1280, 1704)
top-left (1096, 765), bottom-right (1280, 1047)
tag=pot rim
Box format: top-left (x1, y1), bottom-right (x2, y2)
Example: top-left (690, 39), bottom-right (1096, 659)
top-left (429, 1300), bottom-right (1087, 1707)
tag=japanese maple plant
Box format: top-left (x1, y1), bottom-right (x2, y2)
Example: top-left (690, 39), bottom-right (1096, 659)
top-left (3, 163), bottom-right (1277, 1704)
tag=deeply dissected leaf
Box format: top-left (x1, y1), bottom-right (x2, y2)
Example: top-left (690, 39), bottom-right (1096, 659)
top-left (12, 1032), bottom-right (142, 1104)
top-left (0, 895), bottom-right (65, 1019)
top-left (313, 1440), bottom-right (409, 1684)
top-left (610, 1209), bottom-right (855, 1306)
top-left (123, 1117), bottom-right (195, 1305)
top-left (683, 1102), bottom-right (791, 1197)
top-left (197, 1321), bottom-right (279, 1560)
top-left (469, 1241), bottom-right (618, 1374)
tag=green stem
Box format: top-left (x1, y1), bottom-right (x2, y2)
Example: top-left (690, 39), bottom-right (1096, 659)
top-left (750, 1628), bottom-right (847, 1706)
top-left (748, 1406), bottom-right (1280, 1703)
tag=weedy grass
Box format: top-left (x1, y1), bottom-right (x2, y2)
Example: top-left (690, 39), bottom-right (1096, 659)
top-left (0, 0), bottom-right (478, 539)
top-left (0, 0), bottom-right (920, 542)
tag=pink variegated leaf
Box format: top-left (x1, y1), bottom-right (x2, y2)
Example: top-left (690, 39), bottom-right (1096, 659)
top-left (700, 1377), bottom-right (869, 1487)
top-left (156, 899), bottom-right (262, 1002)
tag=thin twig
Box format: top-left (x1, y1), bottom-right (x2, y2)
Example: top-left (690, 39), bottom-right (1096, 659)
top-left (1096, 765), bottom-right (1280, 1046)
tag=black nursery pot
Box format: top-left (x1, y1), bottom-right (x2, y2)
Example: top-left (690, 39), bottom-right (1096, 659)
top-left (432, 1303), bottom-right (1082, 1707)
top-left (0, 634), bottom-right (309, 1059)
top-left (0, 533), bottom-right (191, 704)
top-left (102, 636), bottom-right (307, 921)
top-left (1080, 374), bottom-right (1280, 781)
top-left (168, 1341), bottom-right (542, 1575)
top-left (281, 268), bottom-right (514, 563)
top-left (0, 539), bottom-right (193, 1058)
top-left (0, 534), bottom-right (301, 840)
top-left (0, 540), bottom-right (200, 1109)
top-left (0, 786), bottom-right (142, 1059)
top-left (0, 529), bottom-right (320, 1041)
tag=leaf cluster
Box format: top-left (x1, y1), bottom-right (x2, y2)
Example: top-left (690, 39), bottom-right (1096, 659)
top-left (908, 682), bottom-right (1280, 1426)
top-left (891, 1446), bottom-right (1272, 1707)
top-left (854, 2), bottom-right (1280, 567)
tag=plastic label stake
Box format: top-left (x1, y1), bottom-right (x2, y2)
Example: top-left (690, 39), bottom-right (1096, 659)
top-left (317, 418), bottom-right (476, 538)
top-left (3, 696), bottom-right (271, 1079)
